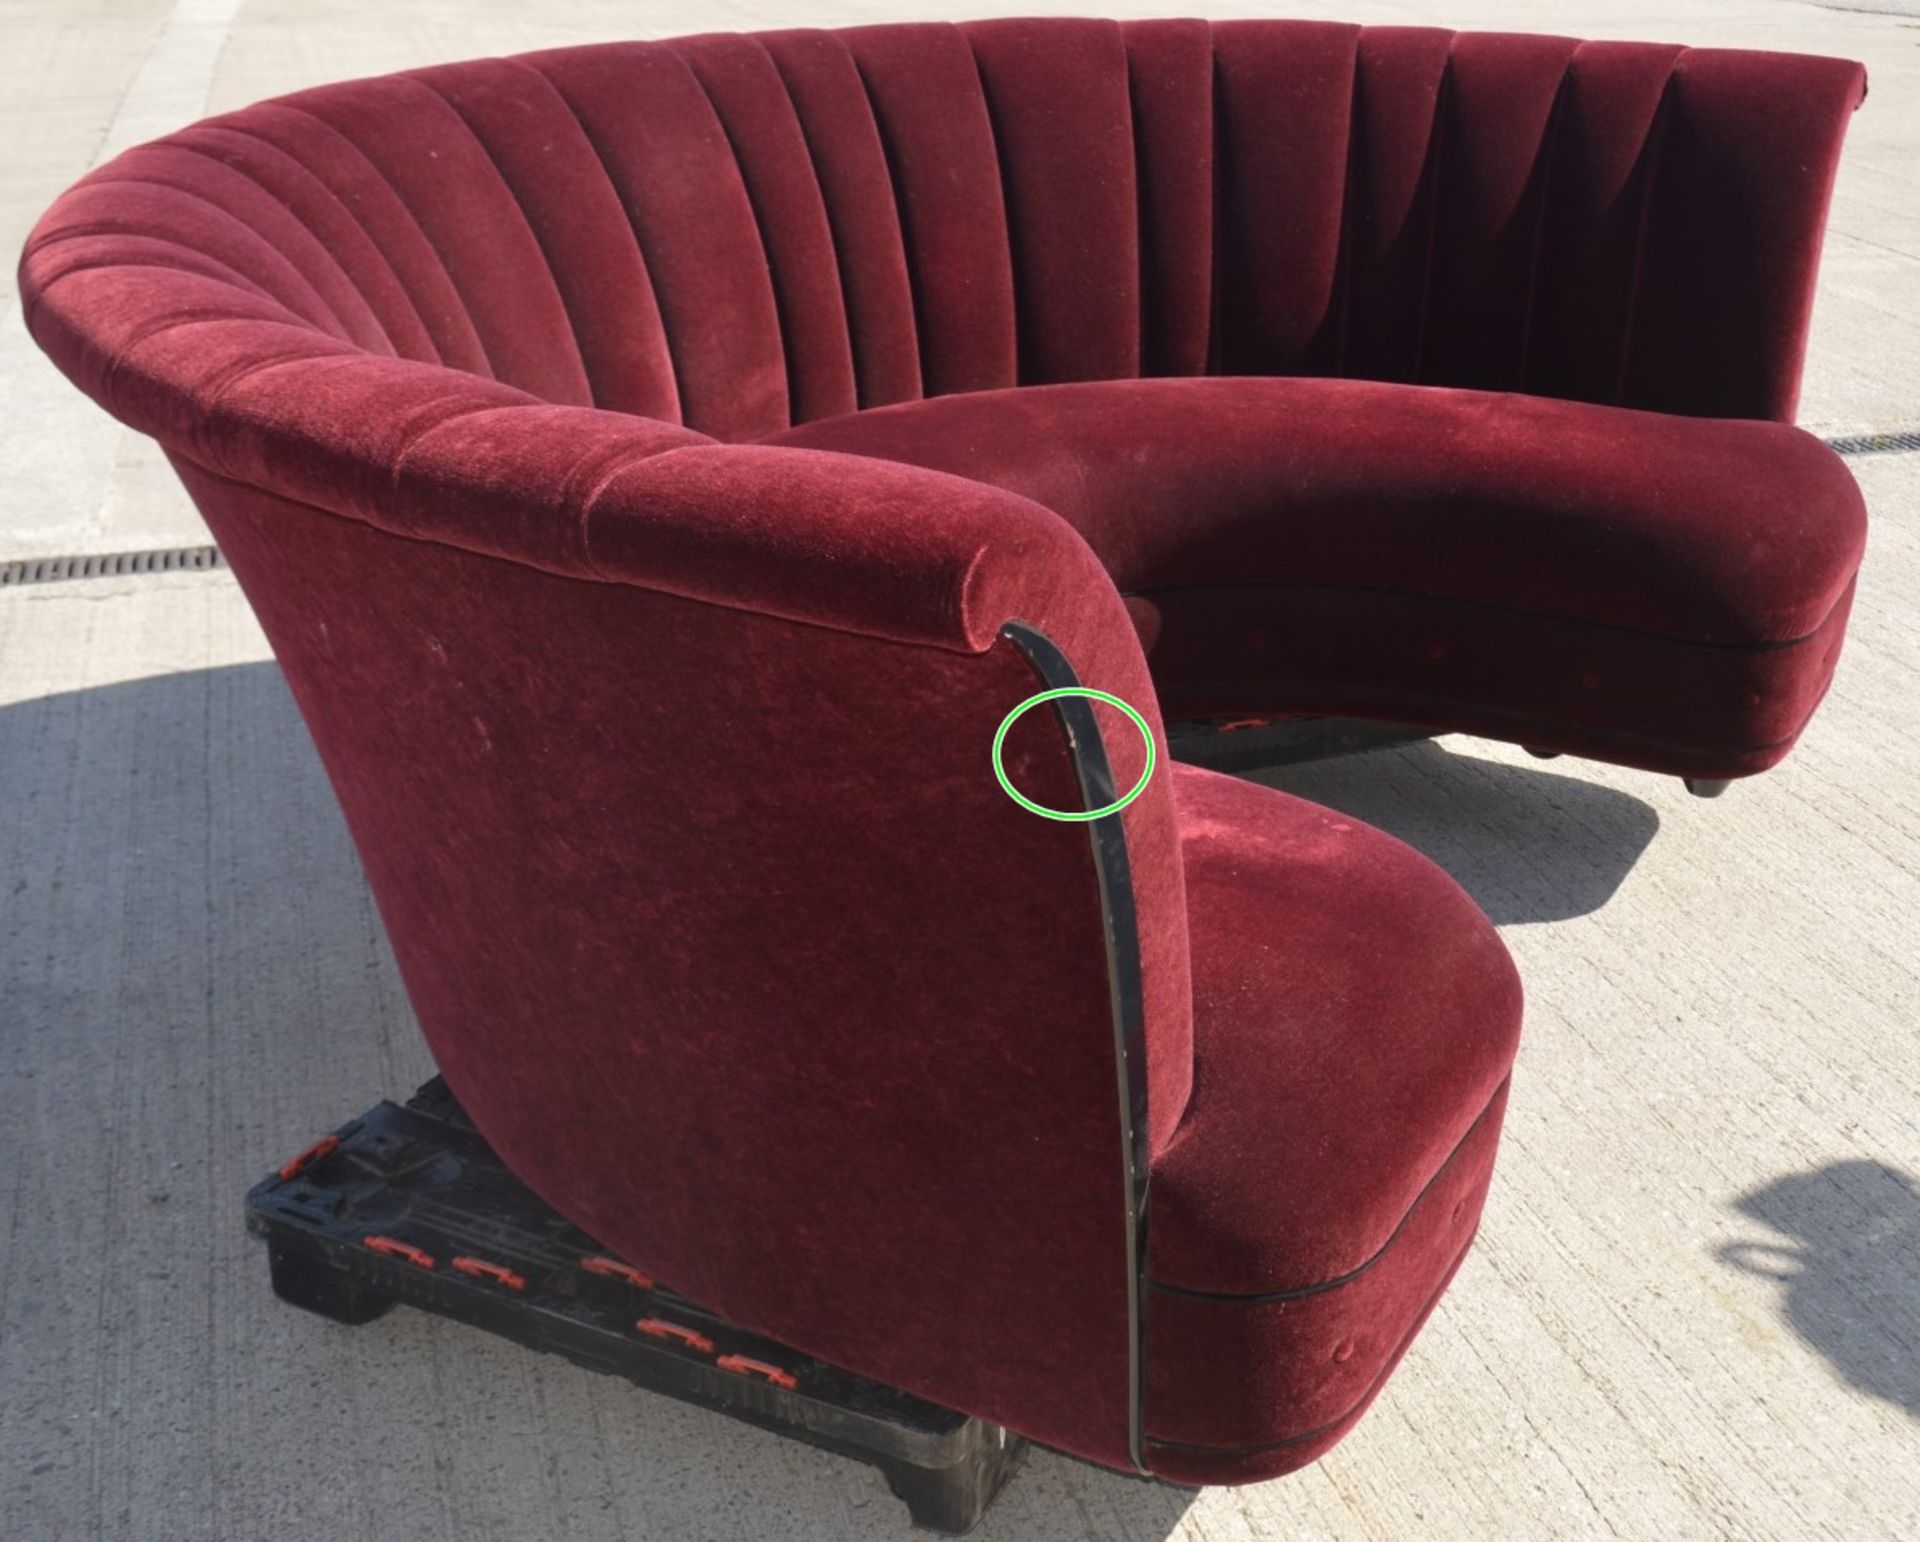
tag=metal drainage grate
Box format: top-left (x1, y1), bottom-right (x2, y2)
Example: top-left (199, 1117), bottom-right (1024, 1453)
top-left (1825, 429), bottom-right (1920, 459)
top-left (0, 544), bottom-right (225, 588)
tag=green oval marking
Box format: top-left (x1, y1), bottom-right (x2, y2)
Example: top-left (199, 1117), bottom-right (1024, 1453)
top-left (992, 687), bottom-right (1158, 822)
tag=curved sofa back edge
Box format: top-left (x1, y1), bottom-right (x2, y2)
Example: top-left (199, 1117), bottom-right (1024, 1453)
top-left (20, 227), bottom-right (1138, 660)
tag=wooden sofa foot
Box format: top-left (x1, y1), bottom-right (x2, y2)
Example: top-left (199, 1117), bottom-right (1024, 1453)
top-left (1684, 778), bottom-right (1733, 799)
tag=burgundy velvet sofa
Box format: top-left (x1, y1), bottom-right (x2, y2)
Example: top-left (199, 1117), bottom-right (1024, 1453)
top-left (20, 18), bottom-right (1865, 1491)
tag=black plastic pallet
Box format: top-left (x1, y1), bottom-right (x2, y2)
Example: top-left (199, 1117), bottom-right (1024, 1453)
top-left (245, 1080), bottom-right (1028, 1534)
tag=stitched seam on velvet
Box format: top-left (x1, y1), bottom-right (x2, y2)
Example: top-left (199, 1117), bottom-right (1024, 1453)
top-left (508, 55), bottom-right (681, 419)
top-left (190, 121), bottom-right (444, 365)
top-left (1113, 21), bottom-right (1151, 382)
top-left (1328, 38), bottom-right (1363, 378)
top-left (318, 80), bottom-right (572, 397)
top-left (573, 442), bottom-right (990, 652)
top-left (25, 236), bottom-right (289, 312)
top-left (153, 453), bottom-right (917, 645)
top-left (168, 132), bottom-right (403, 353)
top-left (559, 434), bottom-right (719, 581)
top-left (35, 293), bottom-right (306, 365)
top-left (211, 115), bottom-right (482, 374)
top-left (74, 171), bottom-right (352, 334)
top-left (181, 348), bottom-right (510, 515)
top-left (156, 333), bottom-right (359, 408)
top-left (1162, 673), bottom-right (1836, 761)
top-left (1122, 40), bottom-right (1155, 376)
top-left (1148, 1076), bottom-right (1504, 1302)
top-left (409, 73), bottom-right (597, 407)
top-left (1122, 23), bottom-right (1215, 378)
top-left (951, 545), bottom-right (995, 654)
top-left (219, 111), bottom-right (487, 370)
top-left (165, 451), bottom-right (631, 597)
top-left (89, 157), bottom-right (380, 347)
top-left (844, 50), bottom-right (929, 400)
top-left (67, 175), bottom-right (354, 339)
top-left (382, 401), bottom-right (569, 542)
top-left (268, 104), bottom-right (503, 382)
top-left (1515, 53), bottom-right (1577, 392)
top-left (84, 304), bottom-right (333, 414)
top-left (1144, 1225), bottom-right (1479, 1454)
top-left (959, 28), bottom-right (1022, 387)
top-left (523, 56), bottom-right (690, 426)
top-left (673, 48), bottom-right (804, 431)
top-left (1411, 39), bottom-right (1455, 384)
top-left (761, 41), bottom-right (899, 413)
top-left (1613, 57), bottom-right (1682, 407)
top-left (170, 453), bottom-right (985, 655)
top-left (148, 137), bottom-right (401, 355)
top-left (1109, 27), bottom-right (1146, 380)
top-left (1126, 574), bottom-right (1854, 651)
top-left (381, 399), bottom-right (708, 562)
top-left (1203, 38), bottom-right (1224, 375)
top-left (1207, 28), bottom-right (1366, 378)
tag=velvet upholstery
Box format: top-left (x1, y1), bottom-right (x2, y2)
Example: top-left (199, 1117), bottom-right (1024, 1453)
top-left (772, 378), bottom-right (1866, 774)
top-left (1146, 765), bottom-right (1518, 1478)
top-left (19, 17), bottom-right (1865, 1486)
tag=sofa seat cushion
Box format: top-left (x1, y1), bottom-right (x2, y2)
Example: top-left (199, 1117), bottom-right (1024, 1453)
top-left (767, 376), bottom-right (1867, 775)
top-left (1142, 763), bottom-right (1521, 1481)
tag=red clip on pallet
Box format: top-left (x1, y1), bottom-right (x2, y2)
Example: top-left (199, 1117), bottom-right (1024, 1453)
top-left (246, 1079), bottom-right (1026, 1533)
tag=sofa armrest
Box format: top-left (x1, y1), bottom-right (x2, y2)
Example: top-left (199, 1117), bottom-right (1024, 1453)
top-left (576, 442), bottom-right (1110, 654)
top-left (354, 394), bottom-right (1129, 656)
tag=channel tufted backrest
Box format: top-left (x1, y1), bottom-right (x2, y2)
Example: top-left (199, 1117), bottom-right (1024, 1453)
top-left (24, 20), bottom-right (1866, 448)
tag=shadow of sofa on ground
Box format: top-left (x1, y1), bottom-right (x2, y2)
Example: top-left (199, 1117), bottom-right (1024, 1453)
top-left (1719, 1160), bottom-right (1920, 1422)
top-left (1252, 738), bottom-right (1661, 925)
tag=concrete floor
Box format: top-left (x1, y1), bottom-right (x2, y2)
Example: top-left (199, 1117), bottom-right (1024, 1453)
top-left (3, 1), bottom-right (1918, 1539)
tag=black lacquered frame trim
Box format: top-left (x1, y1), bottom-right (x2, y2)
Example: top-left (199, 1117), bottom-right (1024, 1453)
top-left (1000, 621), bottom-right (1153, 1476)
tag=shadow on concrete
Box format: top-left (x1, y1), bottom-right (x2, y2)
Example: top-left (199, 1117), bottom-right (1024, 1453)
top-left (0, 661), bottom-right (1197, 1542)
top-left (1718, 1161), bottom-right (1920, 1422)
top-left (1247, 737), bottom-right (1661, 925)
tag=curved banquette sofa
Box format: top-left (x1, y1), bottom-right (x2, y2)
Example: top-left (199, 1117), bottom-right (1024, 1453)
top-left (22, 18), bottom-right (1866, 1491)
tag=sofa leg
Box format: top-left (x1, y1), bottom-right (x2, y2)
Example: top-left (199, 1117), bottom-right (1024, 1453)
top-left (1523, 747), bottom-right (1561, 760)
top-left (1684, 778), bottom-right (1732, 799)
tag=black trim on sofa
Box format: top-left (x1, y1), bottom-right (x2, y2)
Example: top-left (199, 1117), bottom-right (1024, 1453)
top-left (1000, 621), bottom-right (1153, 1477)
